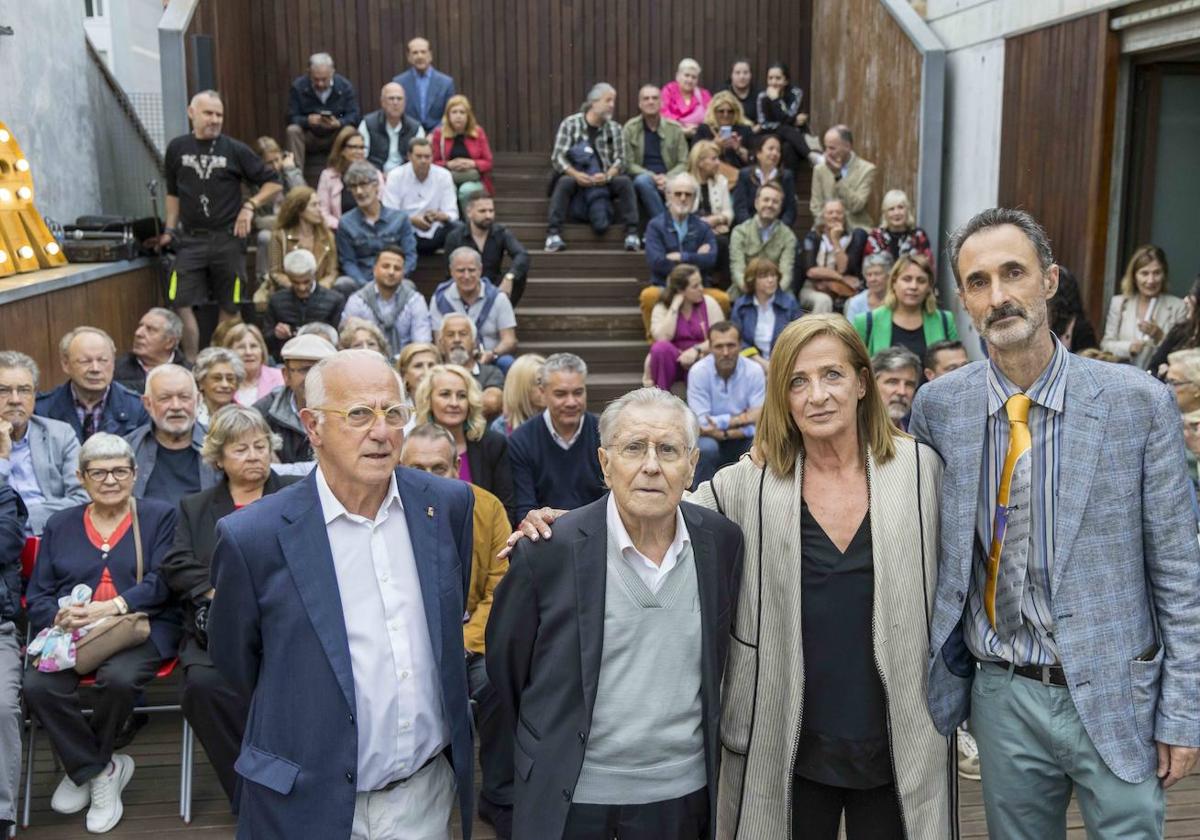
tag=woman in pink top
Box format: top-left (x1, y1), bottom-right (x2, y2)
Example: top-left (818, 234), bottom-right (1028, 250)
top-left (315, 126), bottom-right (382, 230)
top-left (661, 57), bottom-right (713, 138)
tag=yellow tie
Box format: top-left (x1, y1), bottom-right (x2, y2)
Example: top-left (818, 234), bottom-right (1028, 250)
top-left (984, 393), bottom-right (1033, 629)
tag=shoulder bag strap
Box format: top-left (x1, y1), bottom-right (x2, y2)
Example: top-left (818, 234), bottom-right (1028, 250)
top-left (131, 498), bottom-right (143, 583)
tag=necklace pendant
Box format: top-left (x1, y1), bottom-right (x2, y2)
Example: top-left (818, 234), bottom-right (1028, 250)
top-left (101, 543), bottom-right (110, 552)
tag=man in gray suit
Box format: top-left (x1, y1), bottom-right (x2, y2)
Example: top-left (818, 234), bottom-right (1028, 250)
top-left (911, 208), bottom-right (1200, 838)
top-left (0, 352), bottom-right (88, 534)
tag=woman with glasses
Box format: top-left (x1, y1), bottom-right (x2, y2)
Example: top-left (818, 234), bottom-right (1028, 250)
top-left (193, 347), bottom-right (245, 430)
top-left (23, 433), bottom-right (180, 835)
top-left (161, 406), bottom-right (300, 805)
top-left (694, 91), bottom-right (754, 179)
top-left (316, 126), bottom-right (383, 230)
top-left (413, 363), bottom-right (515, 523)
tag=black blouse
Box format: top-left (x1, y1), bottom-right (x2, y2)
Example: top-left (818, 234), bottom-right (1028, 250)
top-left (694, 123), bottom-right (754, 169)
top-left (793, 502), bottom-right (892, 789)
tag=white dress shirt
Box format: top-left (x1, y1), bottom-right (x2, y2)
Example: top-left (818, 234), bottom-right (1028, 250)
top-left (543, 409), bottom-right (584, 450)
top-left (382, 163), bottom-right (459, 239)
top-left (606, 492), bottom-right (691, 594)
top-left (753, 294), bottom-right (777, 356)
top-left (315, 467), bottom-right (448, 791)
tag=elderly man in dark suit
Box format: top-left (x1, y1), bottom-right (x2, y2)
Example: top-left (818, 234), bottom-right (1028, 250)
top-left (487, 387), bottom-right (743, 840)
top-left (35, 327), bottom-right (148, 442)
top-left (209, 349), bottom-right (475, 839)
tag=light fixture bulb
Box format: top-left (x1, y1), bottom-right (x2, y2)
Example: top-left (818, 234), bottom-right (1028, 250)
top-left (0, 189), bottom-right (10, 202)
top-left (17, 246), bottom-right (33, 260)
top-left (16, 187), bottom-right (31, 200)
top-left (0, 130), bottom-right (10, 143)
top-left (0, 251), bottom-right (7, 263)
top-left (45, 242), bottom-right (60, 255)
top-left (14, 159), bottom-right (28, 171)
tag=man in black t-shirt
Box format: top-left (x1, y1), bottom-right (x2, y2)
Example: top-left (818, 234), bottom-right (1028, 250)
top-left (159, 90), bottom-right (281, 358)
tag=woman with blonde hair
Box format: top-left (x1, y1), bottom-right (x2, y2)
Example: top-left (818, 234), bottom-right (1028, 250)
top-left (864, 189), bottom-right (933, 265)
top-left (413, 363), bottom-right (514, 521)
top-left (513, 315), bottom-right (952, 838)
top-left (429, 94), bottom-right (495, 204)
top-left (1102, 244), bottom-right (1186, 368)
top-left (694, 91), bottom-right (754, 177)
top-left (316, 125), bottom-right (382, 230)
top-left (396, 342), bottom-right (441, 406)
top-left (852, 253), bottom-right (957, 363)
top-left (221, 322), bottom-right (284, 405)
top-left (489, 353), bottom-right (546, 436)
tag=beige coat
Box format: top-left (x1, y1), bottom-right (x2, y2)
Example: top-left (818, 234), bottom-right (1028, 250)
top-left (689, 439), bottom-right (952, 840)
top-left (1101, 292), bottom-right (1187, 368)
top-left (809, 153), bottom-right (877, 232)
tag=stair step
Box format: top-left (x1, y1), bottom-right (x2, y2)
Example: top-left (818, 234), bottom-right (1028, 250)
top-left (521, 338), bottom-right (648, 373)
top-left (519, 305), bottom-right (646, 340)
top-left (585, 371), bottom-right (650, 410)
top-left (508, 222), bottom-right (632, 250)
top-left (520, 276), bottom-right (642, 306)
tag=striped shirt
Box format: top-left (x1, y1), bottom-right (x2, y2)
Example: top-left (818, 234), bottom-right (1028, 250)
top-left (550, 112), bottom-right (627, 175)
top-left (966, 338), bottom-right (1068, 667)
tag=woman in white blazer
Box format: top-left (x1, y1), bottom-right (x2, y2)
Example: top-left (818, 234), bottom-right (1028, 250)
top-left (1102, 244), bottom-right (1186, 368)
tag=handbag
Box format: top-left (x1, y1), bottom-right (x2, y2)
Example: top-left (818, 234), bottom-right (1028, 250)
top-left (73, 499), bottom-right (152, 674)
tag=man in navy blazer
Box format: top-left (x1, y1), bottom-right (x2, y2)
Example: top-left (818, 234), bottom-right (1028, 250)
top-left (393, 38), bottom-right (456, 133)
top-left (644, 173), bottom-right (719, 286)
top-left (35, 327), bottom-right (148, 443)
top-left (209, 349), bottom-right (474, 839)
top-left (286, 52), bottom-right (362, 175)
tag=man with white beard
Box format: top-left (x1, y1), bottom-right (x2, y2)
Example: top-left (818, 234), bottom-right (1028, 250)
top-left (436, 312), bottom-right (504, 419)
top-left (871, 346), bottom-right (920, 433)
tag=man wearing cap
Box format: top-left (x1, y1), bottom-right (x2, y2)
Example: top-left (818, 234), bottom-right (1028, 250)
top-left (254, 334), bottom-right (335, 464)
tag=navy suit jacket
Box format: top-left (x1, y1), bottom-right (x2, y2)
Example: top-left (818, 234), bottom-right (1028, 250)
top-left (36, 381), bottom-right (149, 443)
top-left (287, 73), bottom-right (361, 128)
top-left (208, 467), bottom-right (475, 839)
top-left (644, 212), bottom-right (719, 285)
top-left (393, 66), bottom-right (456, 132)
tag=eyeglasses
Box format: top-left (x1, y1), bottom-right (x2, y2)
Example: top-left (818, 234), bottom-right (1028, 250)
top-left (84, 467), bottom-right (134, 482)
top-left (670, 190), bottom-right (696, 199)
top-left (313, 403), bottom-right (411, 428)
top-left (714, 108), bottom-right (734, 114)
top-left (0, 385), bottom-right (34, 398)
top-left (609, 439), bottom-right (688, 464)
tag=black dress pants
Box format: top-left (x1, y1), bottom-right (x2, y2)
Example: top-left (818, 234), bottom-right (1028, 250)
top-left (561, 786), bottom-right (708, 840)
top-left (467, 652), bottom-right (512, 808)
top-left (547, 175), bottom-right (638, 235)
top-left (23, 640), bottom-right (161, 785)
top-left (790, 775), bottom-right (905, 840)
top-left (181, 658), bottom-right (248, 805)
top-left (416, 224), bottom-right (452, 255)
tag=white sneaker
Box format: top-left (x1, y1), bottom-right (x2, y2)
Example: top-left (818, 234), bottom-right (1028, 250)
top-left (50, 774), bottom-right (90, 814)
top-left (85, 754), bottom-right (134, 834)
top-left (957, 728), bottom-right (981, 780)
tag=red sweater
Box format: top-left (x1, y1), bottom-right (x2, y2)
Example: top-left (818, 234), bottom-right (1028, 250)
top-left (429, 125), bottom-right (495, 195)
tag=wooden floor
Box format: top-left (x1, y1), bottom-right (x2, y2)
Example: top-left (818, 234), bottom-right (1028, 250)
top-left (16, 678), bottom-right (1200, 838)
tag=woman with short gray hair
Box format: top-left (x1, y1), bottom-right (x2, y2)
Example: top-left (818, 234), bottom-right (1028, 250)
top-left (22, 432), bottom-right (180, 833)
top-left (193, 347), bottom-right (245, 429)
top-left (161, 405), bottom-right (299, 804)
top-left (845, 251), bottom-right (896, 320)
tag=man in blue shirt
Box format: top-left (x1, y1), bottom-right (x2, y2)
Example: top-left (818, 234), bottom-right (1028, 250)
top-left (335, 162), bottom-right (418, 290)
top-left (393, 38), bottom-right (456, 133)
top-left (686, 321), bottom-right (765, 484)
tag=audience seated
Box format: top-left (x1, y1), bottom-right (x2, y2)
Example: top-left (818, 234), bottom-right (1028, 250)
top-left (23, 433), bottom-right (178, 835)
top-left (719, 58), bottom-right (760, 124)
top-left (444, 194), bottom-right (531, 305)
top-left (489, 353), bottom-right (545, 436)
top-left (508, 353), bottom-right (605, 520)
top-left (338, 318), bottom-right (392, 357)
top-left (798, 197), bottom-right (867, 309)
top-left (645, 264), bottom-right (726, 391)
top-left (431, 248), bottom-right (519, 371)
top-left (383, 137), bottom-right (460, 255)
top-left (412, 364), bottom-right (514, 521)
top-left (436, 314), bottom-right (505, 419)
top-left (254, 334), bottom-right (334, 463)
top-left (1050, 266), bottom-right (1101, 356)
top-left (871, 346), bottom-right (920, 431)
top-left (128, 364), bottom-right (219, 504)
top-left (397, 342), bottom-right (442, 407)
top-left (756, 62), bottom-right (819, 172)
top-left (545, 83), bottom-right (639, 253)
top-left (316, 126), bottom-right (379, 230)
top-left (688, 321), bottom-right (766, 485)
top-left (221, 323), bottom-right (283, 406)
top-left (1102, 244), bottom-right (1185, 368)
top-left (864, 189), bottom-right (933, 265)
top-left (192, 347), bottom-right (244, 429)
top-left (336, 161), bottom-right (418, 290)
top-left (693, 91), bottom-right (754, 179)
top-left (844, 251), bottom-right (894, 321)
top-left (161, 406), bottom-right (299, 805)
top-left (113, 308), bottom-right (189, 394)
top-left (809, 124), bottom-right (877, 232)
top-left (429, 95), bottom-right (495, 206)
top-left (623, 85), bottom-right (689, 220)
top-left (397, 422), bottom-right (512, 832)
top-left (0, 352), bottom-right (88, 535)
top-left (661, 58), bottom-right (712, 139)
top-left (923, 340), bottom-right (969, 382)
top-left (852, 253), bottom-right (958, 364)
top-left (730, 257), bottom-right (804, 370)
top-left (264, 249), bottom-right (346, 358)
top-left (687, 140), bottom-right (735, 278)
top-left (37, 327), bottom-right (148, 442)
top-left (729, 181), bottom-right (797, 298)
top-left (264, 186), bottom-right (346, 303)
top-left (358, 82), bottom-right (425, 174)
top-left (251, 137), bottom-right (307, 283)
top-left (393, 37), bottom-right (457, 134)
top-left (732, 134), bottom-right (797, 226)
top-left (0, 478), bottom-right (23, 838)
top-left (341, 245), bottom-right (433, 357)
top-left (285, 52), bottom-right (361, 176)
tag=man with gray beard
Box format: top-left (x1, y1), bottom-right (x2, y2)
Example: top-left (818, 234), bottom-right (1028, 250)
top-left (871, 346), bottom-right (920, 432)
top-left (436, 312), bottom-right (504, 419)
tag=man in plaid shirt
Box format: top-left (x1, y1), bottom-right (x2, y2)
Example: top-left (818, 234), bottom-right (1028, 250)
top-left (545, 83), bottom-right (641, 253)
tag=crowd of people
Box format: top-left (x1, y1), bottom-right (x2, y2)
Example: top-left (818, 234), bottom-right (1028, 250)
top-left (1, 35), bottom-right (1199, 840)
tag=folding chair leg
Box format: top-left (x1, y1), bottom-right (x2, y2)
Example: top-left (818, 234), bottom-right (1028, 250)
top-left (20, 721), bottom-right (35, 828)
top-left (180, 719), bottom-right (194, 823)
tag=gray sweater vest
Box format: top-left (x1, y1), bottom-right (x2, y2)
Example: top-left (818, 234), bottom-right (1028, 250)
top-left (573, 531), bottom-right (707, 805)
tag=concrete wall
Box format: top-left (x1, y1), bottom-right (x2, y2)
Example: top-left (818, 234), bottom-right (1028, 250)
top-left (0, 0), bottom-right (102, 225)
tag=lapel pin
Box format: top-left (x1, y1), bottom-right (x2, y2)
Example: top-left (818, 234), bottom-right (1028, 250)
top-left (426, 506), bottom-right (435, 518)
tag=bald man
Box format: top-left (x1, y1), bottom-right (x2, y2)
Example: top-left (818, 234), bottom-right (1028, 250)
top-left (359, 82), bottom-right (426, 174)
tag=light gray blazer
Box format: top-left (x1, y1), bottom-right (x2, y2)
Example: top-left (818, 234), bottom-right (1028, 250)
top-left (23, 415), bottom-right (88, 535)
top-left (911, 354), bottom-right (1200, 783)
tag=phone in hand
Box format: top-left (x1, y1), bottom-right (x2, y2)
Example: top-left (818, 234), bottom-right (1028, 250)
top-left (319, 110), bottom-right (333, 117)
top-left (719, 126), bottom-right (733, 139)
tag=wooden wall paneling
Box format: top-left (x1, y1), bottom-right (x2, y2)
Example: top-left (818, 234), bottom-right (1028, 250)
top-left (0, 295), bottom-right (53, 382)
